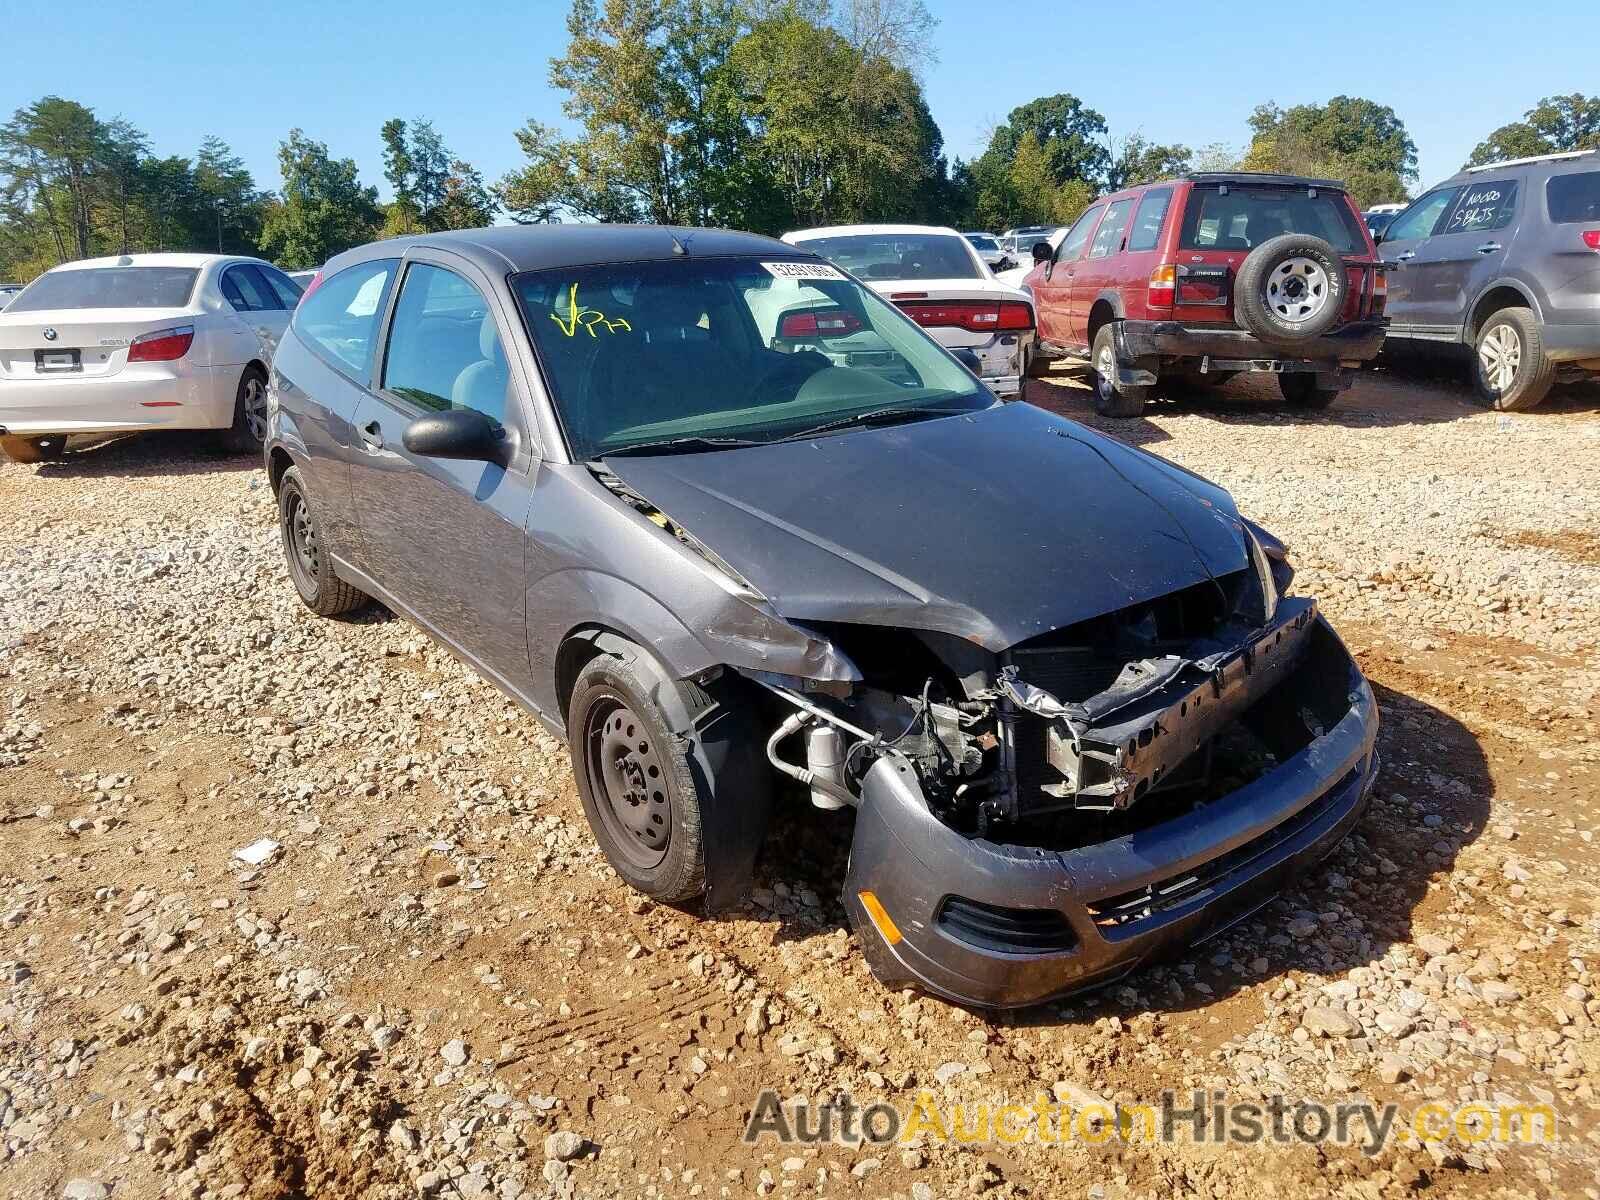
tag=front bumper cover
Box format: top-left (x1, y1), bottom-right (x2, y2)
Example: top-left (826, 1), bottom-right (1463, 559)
top-left (842, 613), bottom-right (1379, 1009)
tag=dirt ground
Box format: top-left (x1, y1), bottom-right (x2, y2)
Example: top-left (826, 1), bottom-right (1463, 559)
top-left (2, 359), bottom-right (1598, 1200)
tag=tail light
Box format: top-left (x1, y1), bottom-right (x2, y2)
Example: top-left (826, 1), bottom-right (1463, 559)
top-left (127, 325), bottom-right (195, 363)
top-left (895, 300), bottom-right (1033, 332)
top-left (1148, 264), bottom-right (1176, 307)
top-left (1582, 230), bottom-right (1600, 250)
top-left (778, 310), bottom-right (864, 338)
top-left (297, 271), bottom-right (324, 306)
top-left (1370, 268), bottom-right (1388, 317)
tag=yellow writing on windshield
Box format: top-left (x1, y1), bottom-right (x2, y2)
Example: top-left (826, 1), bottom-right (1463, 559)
top-left (550, 282), bottom-right (633, 338)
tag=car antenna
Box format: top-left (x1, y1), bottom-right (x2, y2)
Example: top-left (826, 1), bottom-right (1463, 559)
top-left (671, 233), bottom-right (689, 256)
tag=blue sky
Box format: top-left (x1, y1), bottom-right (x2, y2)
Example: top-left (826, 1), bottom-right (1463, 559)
top-left (3, 0), bottom-right (1593, 207)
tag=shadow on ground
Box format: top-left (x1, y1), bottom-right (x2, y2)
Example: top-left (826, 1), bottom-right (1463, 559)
top-left (9, 430), bottom-right (259, 478)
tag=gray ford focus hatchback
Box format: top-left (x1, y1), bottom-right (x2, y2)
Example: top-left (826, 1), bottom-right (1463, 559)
top-left (264, 225), bottom-right (1378, 1008)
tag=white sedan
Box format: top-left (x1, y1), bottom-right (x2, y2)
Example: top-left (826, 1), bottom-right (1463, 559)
top-left (781, 224), bottom-right (1035, 398)
top-left (0, 252), bottom-right (302, 462)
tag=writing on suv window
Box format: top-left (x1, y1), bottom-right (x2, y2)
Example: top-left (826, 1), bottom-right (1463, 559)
top-left (550, 282), bottom-right (633, 338)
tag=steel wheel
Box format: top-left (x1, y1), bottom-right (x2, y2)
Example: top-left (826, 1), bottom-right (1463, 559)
top-left (287, 490), bottom-right (320, 586)
top-left (584, 697), bottom-right (672, 870)
top-left (1094, 340), bottom-right (1117, 401)
top-left (1478, 322), bottom-right (1521, 395)
top-left (1264, 256), bottom-right (1333, 326)
top-left (242, 375), bottom-right (268, 443)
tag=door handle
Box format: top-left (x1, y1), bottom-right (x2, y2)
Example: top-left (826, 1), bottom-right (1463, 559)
top-left (1393, 250), bottom-right (1415, 262)
top-left (359, 420), bottom-right (384, 450)
top-left (1476, 242), bottom-right (1502, 254)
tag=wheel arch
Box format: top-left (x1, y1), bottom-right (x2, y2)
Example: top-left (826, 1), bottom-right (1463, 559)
top-left (1087, 293), bottom-right (1123, 345)
top-left (1466, 280), bottom-right (1542, 342)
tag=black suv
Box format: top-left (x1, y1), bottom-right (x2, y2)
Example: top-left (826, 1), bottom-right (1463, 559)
top-left (1378, 150), bottom-right (1600, 409)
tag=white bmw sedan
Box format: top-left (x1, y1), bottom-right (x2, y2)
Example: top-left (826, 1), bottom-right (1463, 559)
top-left (0, 253), bottom-right (302, 462)
top-left (781, 225), bottom-right (1035, 398)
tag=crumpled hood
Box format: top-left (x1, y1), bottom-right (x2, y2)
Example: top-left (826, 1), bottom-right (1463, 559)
top-left (604, 401), bottom-right (1248, 651)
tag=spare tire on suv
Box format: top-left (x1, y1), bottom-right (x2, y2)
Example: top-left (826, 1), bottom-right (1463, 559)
top-left (1235, 233), bottom-right (1348, 346)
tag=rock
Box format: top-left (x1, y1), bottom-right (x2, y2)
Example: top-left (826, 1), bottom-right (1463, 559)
top-left (371, 1025), bottom-right (402, 1051)
top-left (388, 1120), bottom-right (418, 1153)
top-left (850, 1158), bottom-right (881, 1178)
top-left (1286, 917), bottom-right (1318, 938)
top-left (1302, 1006), bottom-right (1363, 1038)
top-left (63, 1183), bottom-right (109, 1200)
top-left (933, 1061), bottom-right (967, 1085)
top-left (540, 1161), bottom-right (568, 1184)
top-left (544, 1130), bottom-right (585, 1161)
top-left (1414, 933), bottom-right (1454, 958)
top-left (434, 870), bottom-right (461, 888)
top-left (1377, 1054), bottom-right (1411, 1084)
top-left (440, 1038), bottom-right (469, 1066)
top-left (1478, 980), bottom-right (1521, 1005)
top-left (290, 1067), bottom-right (314, 1089)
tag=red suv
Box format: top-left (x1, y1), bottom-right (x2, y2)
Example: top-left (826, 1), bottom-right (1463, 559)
top-left (1026, 172), bottom-right (1389, 416)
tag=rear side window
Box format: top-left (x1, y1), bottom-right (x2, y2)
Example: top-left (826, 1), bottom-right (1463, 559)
top-left (1179, 186), bottom-right (1366, 254)
top-left (221, 265), bottom-right (283, 312)
top-left (1088, 200), bottom-right (1134, 258)
top-left (293, 259), bottom-right (398, 376)
top-left (6, 266), bottom-right (198, 312)
top-left (1440, 180), bottom-right (1518, 234)
top-left (1547, 171), bottom-right (1600, 223)
top-left (260, 267), bottom-right (303, 308)
top-left (1127, 188), bottom-right (1174, 252)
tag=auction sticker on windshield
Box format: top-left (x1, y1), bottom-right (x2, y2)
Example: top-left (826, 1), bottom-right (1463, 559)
top-left (763, 261), bottom-right (847, 281)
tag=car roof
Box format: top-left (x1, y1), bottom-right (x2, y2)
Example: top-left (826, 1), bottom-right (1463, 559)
top-left (1185, 171), bottom-right (1347, 191)
top-left (46, 252), bottom-right (256, 272)
top-left (1442, 148), bottom-right (1600, 182)
top-left (328, 224), bottom-right (799, 277)
top-left (783, 224), bottom-right (966, 242)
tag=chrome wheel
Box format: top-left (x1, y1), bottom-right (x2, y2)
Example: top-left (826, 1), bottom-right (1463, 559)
top-left (242, 375), bottom-right (268, 443)
top-left (1264, 256), bottom-right (1333, 326)
top-left (585, 698), bottom-right (671, 870)
top-left (1478, 323), bottom-right (1521, 394)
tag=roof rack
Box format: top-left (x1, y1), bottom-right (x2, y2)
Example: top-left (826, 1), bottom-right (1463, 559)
top-left (1466, 149), bottom-right (1597, 173)
top-left (1184, 170), bottom-right (1345, 191)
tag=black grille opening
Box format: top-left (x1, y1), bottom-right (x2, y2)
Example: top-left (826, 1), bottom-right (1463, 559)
top-left (937, 897), bottom-right (1078, 955)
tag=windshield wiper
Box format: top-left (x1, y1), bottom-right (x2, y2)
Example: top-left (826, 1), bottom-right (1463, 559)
top-left (599, 435), bottom-right (765, 459)
top-left (782, 405), bottom-right (967, 441)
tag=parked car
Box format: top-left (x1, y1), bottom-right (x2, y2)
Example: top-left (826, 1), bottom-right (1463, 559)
top-left (1026, 172), bottom-right (1389, 416)
top-left (1362, 203), bottom-right (1407, 241)
top-left (962, 231), bottom-right (1012, 271)
top-left (1376, 150), bottom-right (1600, 410)
top-left (782, 224), bottom-right (1035, 397)
top-left (996, 229), bottom-right (1065, 291)
top-left (264, 224), bottom-right (1379, 1009)
top-left (0, 253), bottom-right (302, 462)
top-left (0, 284), bottom-right (23, 310)
top-left (287, 269), bottom-right (319, 290)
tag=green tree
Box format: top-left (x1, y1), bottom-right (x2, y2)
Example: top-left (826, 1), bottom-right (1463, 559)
top-left (1243, 96), bottom-right (1417, 206)
top-left (969, 94), bottom-right (1109, 228)
top-left (1106, 134), bottom-right (1192, 191)
top-left (381, 118), bottom-right (491, 234)
top-left (194, 136), bottom-right (264, 254)
top-left (1466, 94), bottom-right (1600, 167)
top-left (258, 129), bottom-right (379, 268)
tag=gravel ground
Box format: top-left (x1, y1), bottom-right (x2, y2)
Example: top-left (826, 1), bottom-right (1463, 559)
top-left (1, 361), bottom-right (1598, 1200)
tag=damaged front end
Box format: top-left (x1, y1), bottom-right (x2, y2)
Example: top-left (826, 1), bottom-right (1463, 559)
top-left (742, 536), bottom-right (1379, 1009)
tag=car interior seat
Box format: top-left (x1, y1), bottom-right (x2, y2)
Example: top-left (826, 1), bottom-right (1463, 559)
top-left (449, 314), bottom-right (510, 423)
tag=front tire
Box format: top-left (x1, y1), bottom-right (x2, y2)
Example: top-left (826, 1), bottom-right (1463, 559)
top-left (1474, 308), bottom-right (1555, 411)
top-left (1090, 324), bottom-right (1148, 417)
top-left (224, 367), bottom-right (269, 454)
top-left (277, 466), bottom-right (367, 616)
top-left (0, 434), bottom-right (67, 463)
top-left (1278, 373), bottom-right (1341, 409)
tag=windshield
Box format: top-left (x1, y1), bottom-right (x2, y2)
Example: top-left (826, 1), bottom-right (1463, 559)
top-left (6, 266), bottom-right (199, 312)
top-left (965, 235), bottom-right (999, 251)
top-left (792, 233), bottom-right (980, 281)
top-left (1180, 186), bottom-right (1366, 254)
top-left (515, 257), bottom-right (991, 461)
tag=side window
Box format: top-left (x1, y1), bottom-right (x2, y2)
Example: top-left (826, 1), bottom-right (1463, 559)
top-left (1440, 179), bottom-right (1518, 234)
top-left (1547, 170), bottom-right (1600, 223)
top-left (1088, 199), bottom-right (1135, 258)
top-left (1055, 206), bottom-right (1101, 263)
top-left (221, 265), bottom-right (281, 312)
top-left (292, 259), bottom-right (397, 376)
top-left (1383, 187), bottom-right (1462, 242)
top-left (382, 263), bottom-right (509, 424)
top-left (1127, 188), bottom-right (1174, 252)
top-left (259, 266), bottom-right (303, 309)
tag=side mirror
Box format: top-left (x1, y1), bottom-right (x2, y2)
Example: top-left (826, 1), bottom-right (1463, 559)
top-left (952, 347), bottom-right (982, 376)
top-left (402, 407), bottom-right (504, 462)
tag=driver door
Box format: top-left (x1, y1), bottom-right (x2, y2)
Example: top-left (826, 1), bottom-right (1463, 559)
top-left (1375, 186), bottom-right (1462, 338)
top-left (346, 252), bottom-right (539, 697)
top-left (1032, 205), bottom-right (1101, 349)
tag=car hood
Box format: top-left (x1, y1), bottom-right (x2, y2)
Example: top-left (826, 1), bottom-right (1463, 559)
top-left (603, 402), bottom-right (1248, 652)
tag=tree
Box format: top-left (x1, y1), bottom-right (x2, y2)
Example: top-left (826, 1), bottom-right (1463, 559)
top-left (434, 159), bottom-right (496, 230)
top-left (380, 118), bottom-right (491, 234)
top-left (968, 94), bottom-right (1109, 229)
top-left (258, 130), bottom-right (379, 268)
top-left (1106, 133), bottom-right (1192, 191)
top-left (1243, 97), bottom-right (1417, 206)
top-left (194, 136), bottom-right (264, 254)
top-left (1467, 94), bottom-right (1600, 167)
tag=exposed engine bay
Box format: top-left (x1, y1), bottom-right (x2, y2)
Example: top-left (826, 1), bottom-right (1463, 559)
top-left (744, 531), bottom-right (1352, 851)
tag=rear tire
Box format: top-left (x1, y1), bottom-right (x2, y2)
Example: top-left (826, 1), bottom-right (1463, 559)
top-left (1278, 373), bottom-right (1341, 409)
top-left (0, 434), bottom-right (67, 463)
top-left (1473, 307), bottom-right (1554, 412)
top-left (277, 466), bottom-right (367, 616)
top-left (224, 366), bottom-right (269, 455)
top-left (1090, 324), bottom-right (1148, 417)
